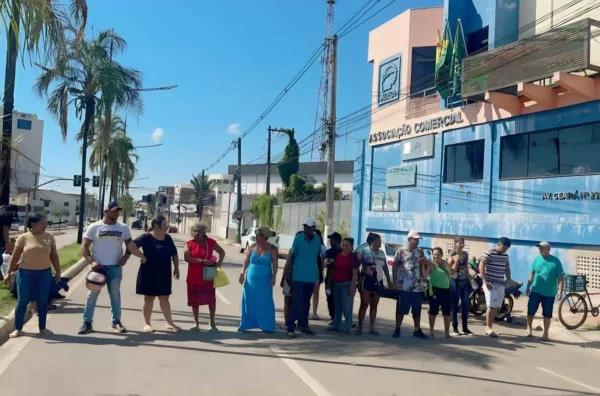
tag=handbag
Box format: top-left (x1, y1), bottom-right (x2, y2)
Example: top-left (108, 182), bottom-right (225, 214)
top-left (201, 242), bottom-right (217, 281)
top-left (214, 268), bottom-right (230, 288)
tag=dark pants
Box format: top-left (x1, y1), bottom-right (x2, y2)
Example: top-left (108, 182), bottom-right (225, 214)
top-left (288, 281), bottom-right (315, 333)
top-left (15, 269), bottom-right (52, 331)
top-left (327, 291), bottom-right (334, 319)
top-left (451, 278), bottom-right (471, 331)
top-left (528, 291), bottom-right (555, 318)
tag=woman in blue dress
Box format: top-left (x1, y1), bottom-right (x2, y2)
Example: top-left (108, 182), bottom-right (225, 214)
top-left (238, 226), bottom-right (278, 332)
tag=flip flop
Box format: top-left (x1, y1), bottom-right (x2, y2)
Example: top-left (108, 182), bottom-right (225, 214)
top-left (9, 330), bottom-right (22, 338)
top-left (525, 332), bottom-right (533, 337)
top-left (368, 330), bottom-right (380, 336)
top-left (486, 330), bottom-right (498, 338)
top-left (166, 324), bottom-right (181, 333)
top-left (189, 326), bottom-right (200, 332)
top-left (143, 325), bottom-right (155, 333)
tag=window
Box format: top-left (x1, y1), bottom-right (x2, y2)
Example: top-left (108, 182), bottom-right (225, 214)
top-left (500, 123), bottom-right (600, 179)
top-left (467, 26), bottom-right (489, 54)
top-left (444, 140), bottom-right (485, 183)
top-left (410, 46), bottom-right (436, 96)
top-left (64, 202), bottom-right (69, 207)
top-left (43, 200), bottom-right (50, 207)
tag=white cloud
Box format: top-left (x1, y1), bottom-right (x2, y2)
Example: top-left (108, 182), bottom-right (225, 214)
top-left (151, 128), bottom-right (164, 144)
top-left (227, 122), bottom-right (241, 135)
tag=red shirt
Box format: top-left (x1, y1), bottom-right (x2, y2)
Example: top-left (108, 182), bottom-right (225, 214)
top-left (332, 252), bottom-right (360, 283)
top-left (185, 238), bottom-right (216, 286)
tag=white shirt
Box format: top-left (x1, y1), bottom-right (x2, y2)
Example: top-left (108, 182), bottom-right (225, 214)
top-left (83, 220), bottom-right (132, 266)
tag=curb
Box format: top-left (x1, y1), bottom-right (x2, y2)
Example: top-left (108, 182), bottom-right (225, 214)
top-left (0, 257), bottom-right (88, 343)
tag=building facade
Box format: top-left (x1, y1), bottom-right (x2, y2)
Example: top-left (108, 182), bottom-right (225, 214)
top-left (352, 2), bottom-right (600, 286)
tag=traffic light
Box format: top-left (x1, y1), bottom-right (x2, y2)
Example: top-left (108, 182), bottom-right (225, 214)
top-left (73, 175), bottom-right (82, 187)
top-left (92, 176), bottom-right (100, 187)
top-left (161, 196), bottom-right (167, 204)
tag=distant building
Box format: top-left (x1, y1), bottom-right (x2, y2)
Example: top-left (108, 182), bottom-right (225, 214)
top-left (12, 189), bottom-right (80, 225)
top-left (175, 183), bottom-right (195, 204)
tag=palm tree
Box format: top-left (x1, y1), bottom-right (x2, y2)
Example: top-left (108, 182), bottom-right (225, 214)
top-left (34, 29), bottom-right (140, 243)
top-left (0, 0), bottom-right (88, 205)
top-left (190, 173), bottom-right (214, 219)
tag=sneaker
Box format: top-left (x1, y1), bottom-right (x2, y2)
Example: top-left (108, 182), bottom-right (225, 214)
top-left (111, 321), bottom-right (127, 333)
top-left (300, 327), bottom-right (316, 336)
top-left (78, 322), bottom-right (93, 335)
top-left (462, 328), bottom-right (474, 336)
top-left (287, 331), bottom-right (297, 339)
top-left (392, 327), bottom-right (401, 338)
top-left (451, 327), bottom-right (461, 336)
top-left (413, 329), bottom-right (428, 340)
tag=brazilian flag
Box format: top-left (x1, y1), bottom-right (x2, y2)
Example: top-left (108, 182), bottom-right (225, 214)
top-left (435, 22), bottom-right (452, 100)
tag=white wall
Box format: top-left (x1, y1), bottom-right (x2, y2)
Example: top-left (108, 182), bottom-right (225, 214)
top-left (519, 0), bottom-right (598, 39)
top-left (15, 190), bottom-right (79, 225)
top-left (240, 172), bottom-right (354, 195)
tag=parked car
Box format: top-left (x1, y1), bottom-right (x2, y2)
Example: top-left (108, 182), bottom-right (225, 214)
top-left (132, 220), bottom-right (143, 230)
top-left (240, 227), bottom-right (277, 253)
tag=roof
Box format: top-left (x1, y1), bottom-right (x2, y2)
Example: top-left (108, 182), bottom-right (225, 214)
top-left (228, 161), bottom-right (354, 176)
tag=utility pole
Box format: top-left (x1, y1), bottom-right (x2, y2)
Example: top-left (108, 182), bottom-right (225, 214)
top-left (198, 169), bottom-right (205, 219)
top-left (325, 34), bottom-right (338, 240)
top-left (236, 138), bottom-right (242, 243)
top-left (266, 126), bottom-right (272, 195)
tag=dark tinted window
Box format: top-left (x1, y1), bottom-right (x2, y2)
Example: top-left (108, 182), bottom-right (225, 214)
top-left (410, 46), bottom-right (436, 96)
top-left (444, 140), bottom-right (485, 183)
top-left (500, 134), bottom-right (528, 179)
top-left (560, 124), bottom-right (600, 175)
top-left (467, 26), bottom-right (489, 54)
top-left (528, 130), bottom-right (559, 177)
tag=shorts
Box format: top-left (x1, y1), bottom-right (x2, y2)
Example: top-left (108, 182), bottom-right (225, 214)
top-left (428, 287), bottom-right (451, 316)
top-left (527, 291), bottom-right (555, 318)
top-left (483, 283), bottom-right (505, 309)
top-left (398, 291), bottom-right (424, 316)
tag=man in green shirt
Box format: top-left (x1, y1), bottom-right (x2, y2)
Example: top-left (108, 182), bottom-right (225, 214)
top-left (526, 241), bottom-right (564, 341)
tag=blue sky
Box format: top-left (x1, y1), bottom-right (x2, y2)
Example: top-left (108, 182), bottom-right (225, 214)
top-left (3, 0), bottom-right (441, 199)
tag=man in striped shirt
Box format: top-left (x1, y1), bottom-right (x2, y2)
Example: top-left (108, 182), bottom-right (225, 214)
top-left (479, 237), bottom-right (512, 338)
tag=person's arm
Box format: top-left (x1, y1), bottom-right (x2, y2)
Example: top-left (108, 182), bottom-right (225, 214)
top-left (81, 238), bottom-right (101, 270)
top-left (240, 248), bottom-right (252, 284)
top-left (169, 236), bottom-right (180, 280)
top-left (382, 260), bottom-right (392, 288)
top-left (479, 254), bottom-right (490, 287)
top-left (392, 252), bottom-right (400, 289)
top-left (505, 256), bottom-right (512, 282)
top-left (50, 239), bottom-right (61, 283)
top-left (526, 261), bottom-right (535, 296)
top-left (448, 253), bottom-right (458, 275)
top-left (125, 239), bottom-right (146, 263)
top-left (557, 261), bottom-right (565, 300)
top-left (184, 243), bottom-right (204, 264)
top-left (6, 245), bottom-right (23, 276)
top-left (349, 263), bottom-right (359, 296)
top-left (213, 242), bottom-right (225, 267)
top-left (282, 236), bottom-right (299, 286)
top-left (271, 247), bottom-right (279, 286)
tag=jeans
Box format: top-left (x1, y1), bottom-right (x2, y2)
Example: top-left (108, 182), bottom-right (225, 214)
top-left (332, 281), bottom-right (354, 333)
top-left (288, 281), bottom-right (315, 333)
top-left (83, 265), bottom-right (123, 324)
top-left (451, 278), bottom-right (471, 331)
top-left (15, 268), bottom-right (52, 331)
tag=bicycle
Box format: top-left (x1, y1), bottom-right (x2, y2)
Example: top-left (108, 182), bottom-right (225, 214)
top-left (558, 274), bottom-right (598, 330)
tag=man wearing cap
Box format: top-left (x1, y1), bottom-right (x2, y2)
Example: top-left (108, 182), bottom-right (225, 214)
top-left (324, 232), bottom-right (342, 324)
top-left (526, 241), bottom-right (564, 341)
top-left (479, 237), bottom-right (512, 337)
top-left (283, 218), bottom-right (322, 338)
top-left (78, 201), bottom-right (146, 335)
top-left (392, 230), bottom-right (431, 339)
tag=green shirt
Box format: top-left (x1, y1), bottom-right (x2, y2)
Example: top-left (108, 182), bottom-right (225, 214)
top-left (530, 255), bottom-right (564, 297)
top-left (429, 260), bottom-right (451, 294)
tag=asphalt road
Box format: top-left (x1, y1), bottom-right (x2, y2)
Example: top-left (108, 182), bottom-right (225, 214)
top-left (1, 230), bottom-right (600, 396)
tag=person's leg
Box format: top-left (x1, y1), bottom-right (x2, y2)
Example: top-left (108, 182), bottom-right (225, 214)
top-left (332, 283), bottom-right (343, 330)
top-left (208, 302), bottom-right (217, 329)
top-left (284, 296), bottom-right (291, 327)
top-left (35, 270), bottom-right (52, 332)
top-left (526, 292), bottom-right (540, 336)
top-left (191, 305), bottom-right (200, 330)
top-left (483, 283), bottom-right (495, 334)
top-left (106, 266), bottom-right (123, 324)
top-left (158, 295), bottom-right (179, 331)
top-left (326, 284), bottom-right (335, 321)
top-left (428, 295), bottom-right (439, 336)
top-left (343, 283), bottom-right (354, 333)
top-left (288, 281), bottom-right (304, 333)
top-left (143, 295), bottom-right (155, 331)
top-left (441, 288), bottom-right (452, 338)
top-left (541, 295), bottom-right (554, 340)
top-left (312, 283), bottom-right (320, 319)
top-left (460, 283), bottom-right (471, 333)
top-left (14, 270), bottom-right (33, 333)
top-left (299, 282), bottom-right (313, 330)
top-left (394, 291), bottom-right (410, 337)
top-left (450, 278), bottom-right (459, 331)
top-left (369, 294), bottom-right (380, 333)
top-left (357, 291), bottom-right (369, 334)
top-left (412, 292), bottom-right (423, 331)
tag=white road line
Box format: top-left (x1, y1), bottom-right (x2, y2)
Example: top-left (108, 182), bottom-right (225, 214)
top-left (270, 345), bottom-right (333, 396)
top-left (536, 367), bottom-right (600, 393)
top-left (216, 289), bottom-right (231, 305)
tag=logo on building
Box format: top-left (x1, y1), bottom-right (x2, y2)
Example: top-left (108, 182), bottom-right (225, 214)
top-left (378, 56), bottom-right (401, 106)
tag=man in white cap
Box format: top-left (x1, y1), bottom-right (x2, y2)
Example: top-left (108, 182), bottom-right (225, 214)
top-left (283, 218), bottom-right (322, 338)
top-left (526, 241), bottom-right (564, 341)
top-left (392, 230), bottom-right (431, 339)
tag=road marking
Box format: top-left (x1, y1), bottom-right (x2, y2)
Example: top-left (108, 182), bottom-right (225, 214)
top-left (536, 367), bottom-right (600, 393)
top-left (270, 345), bottom-right (333, 396)
top-left (216, 289), bottom-right (231, 305)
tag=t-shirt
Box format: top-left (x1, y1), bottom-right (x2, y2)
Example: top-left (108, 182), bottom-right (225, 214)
top-left (0, 208), bottom-right (14, 249)
top-left (16, 232), bottom-right (55, 270)
top-left (331, 252), bottom-right (360, 283)
top-left (530, 255), bottom-right (564, 297)
top-left (290, 232), bottom-right (322, 283)
top-left (449, 250), bottom-right (469, 281)
top-left (395, 247), bottom-right (425, 292)
top-left (480, 248), bottom-right (509, 285)
top-left (361, 247), bottom-right (387, 282)
top-left (185, 238), bottom-right (216, 286)
top-left (84, 220), bottom-right (132, 266)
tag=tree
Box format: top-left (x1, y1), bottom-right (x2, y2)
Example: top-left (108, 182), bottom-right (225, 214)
top-left (277, 129), bottom-right (299, 188)
top-left (118, 193), bottom-right (134, 223)
top-left (0, 0), bottom-right (88, 205)
top-left (250, 194), bottom-right (278, 227)
top-left (51, 207), bottom-right (70, 232)
top-left (190, 173), bottom-right (214, 219)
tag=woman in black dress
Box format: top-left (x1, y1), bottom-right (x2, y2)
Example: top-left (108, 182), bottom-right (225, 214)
top-left (134, 216), bottom-right (181, 332)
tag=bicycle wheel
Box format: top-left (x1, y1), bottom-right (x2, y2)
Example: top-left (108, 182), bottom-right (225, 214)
top-left (558, 293), bottom-right (588, 330)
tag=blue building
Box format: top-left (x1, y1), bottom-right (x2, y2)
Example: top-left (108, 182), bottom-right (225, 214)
top-left (352, 1), bottom-right (600, 286)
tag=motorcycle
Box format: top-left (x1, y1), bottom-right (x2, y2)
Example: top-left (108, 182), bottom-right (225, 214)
top-left (467, 263), bottom-right (523, 321)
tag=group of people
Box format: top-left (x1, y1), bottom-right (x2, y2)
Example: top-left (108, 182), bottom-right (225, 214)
top-left (0, 202), bottom-right (565, 342)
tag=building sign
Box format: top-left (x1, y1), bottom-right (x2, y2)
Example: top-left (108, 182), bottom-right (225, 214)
top-left (542, 191), bottom-right (600, 201)
top-left (371, 191), bottom-right (400, 212)
top-left (378, 56), bottom-right (401, 106)
top-left (402, 134), bottom-right (435, 161)
top-left (17, 119), bottom-right (32, 130)
top-left (386, 165), bottom-right (417, 188)
top-left (370, 111), bottom-right (464, 146)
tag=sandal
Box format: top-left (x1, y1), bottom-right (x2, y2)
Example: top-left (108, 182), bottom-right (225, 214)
top-left (355, 329), bottom-right (363, 336)
top-left (189, 325), bottom-right (200, 332)
top-left (368, 330), bottom-right (380, 336)
top-left (429, 331), bottom-right (435, 338)
top-left (9, 330), bottom-right (22, 338)
top-left (166, 324), bottom-right (181, 333)
top-left (486, 329), bottom-right (498, 338)
top-left (209, 325), bottom-right (220, 333)
top-left (143, 325), bottom-right (155, 333)
top-left (312, 314), bottom-right (321, 321)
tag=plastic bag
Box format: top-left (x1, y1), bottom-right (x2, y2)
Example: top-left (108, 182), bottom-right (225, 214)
top-left (214, 268), bottom-right (230, 288)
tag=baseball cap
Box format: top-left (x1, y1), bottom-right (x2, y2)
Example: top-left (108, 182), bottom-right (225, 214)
top-left (303, 218), bottom-right (316, 227)
top-left (105, 201), bottom-right (122, 212)
top-left (407, 230), bottom-right (422, 239)
top-left (327, 232), bottom-right (342, 241)
top-left (537, 241), bottom-right (551, 248)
